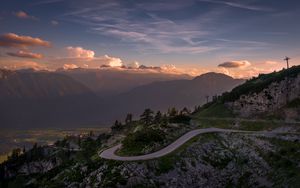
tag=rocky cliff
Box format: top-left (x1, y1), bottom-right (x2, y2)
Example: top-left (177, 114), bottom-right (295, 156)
top-left (226, 71), bottom-right (300, 118)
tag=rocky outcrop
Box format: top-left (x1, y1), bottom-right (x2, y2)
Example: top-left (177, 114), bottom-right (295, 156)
top-left (79, 132), bottom-right (300, 188)
top-left (18, 159), bottom-right (61, 175)
top-left (226, 74), bottom-right (300, 117)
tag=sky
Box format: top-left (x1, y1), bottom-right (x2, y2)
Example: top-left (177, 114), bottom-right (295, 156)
top-left (0, 0), bottom-right (299, 78)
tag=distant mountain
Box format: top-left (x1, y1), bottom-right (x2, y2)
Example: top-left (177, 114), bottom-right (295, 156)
top-left (57, 68), bottom-right (191, 97)
top-left (0, 69), bottom-right (103, 129)
top-left (0, 69), bottom-right (93, 99)
top-left (0, 69), bottom-right (245, 128)
top-left (103, 72), bottom-right (244, 120)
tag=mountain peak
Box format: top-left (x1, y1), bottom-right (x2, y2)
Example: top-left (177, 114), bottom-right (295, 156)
top-left (193, 72), bottom-right (234, 81)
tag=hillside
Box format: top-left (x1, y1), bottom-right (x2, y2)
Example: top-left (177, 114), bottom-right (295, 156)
top-left (194, 65), bottom-right (300, 120)
top-left (1, 67), bottom-right (300, 187)
top-left (105, 72), bottom-right (244, 120)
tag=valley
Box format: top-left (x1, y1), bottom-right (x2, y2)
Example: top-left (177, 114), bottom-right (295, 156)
top-left (0, 128), bottom-right (109, 163)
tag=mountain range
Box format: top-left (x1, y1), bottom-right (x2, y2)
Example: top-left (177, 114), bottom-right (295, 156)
top-left (57, 68), bottom-right (191, 98)
top-left (0, 68), bottom-right (244, 128)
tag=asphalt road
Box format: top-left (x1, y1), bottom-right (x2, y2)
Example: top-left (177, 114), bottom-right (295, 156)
top-left (99, 128), bottom-right (267, 161)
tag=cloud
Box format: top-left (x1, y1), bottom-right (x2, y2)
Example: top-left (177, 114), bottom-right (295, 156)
top-left (51, 20), bottom-right (59, 25)
top-left (63, 64), bottom-right (79, 69)
top-left (123, 63), bottom-right (193, 75)
top-left (265, 60), bottom-right (279, 65)
top-left (127, 61), bottom-right (140, 69)
top-left (64, 46), bottom-right (122, 67)
top-left (51, 51), bottom-right (123, 69)
top-left (14, 11), bottom-right (37, 20)
top-left (66, 46), bottom-right (95, 58)
top-left (103, 55), bottom-right (122, 67)
top-left (198, 0), bottom-right (273, 12)
top-left (63, 0), bottom-right (275, 55)
top-left (64, 2), bottom-right (218, 54)
top-left (0, 60), bottom-right (45, 70)
top-left (138, 65), bottom-right (161, 70)
top-left (218, 60), bottom-right (251, 68)
top-left (0, 33), bottom-right (50, 48)
top-left (7, 50), bottom-right (43, 59)
top-left (161, 64), bottom-right (177, 71)
top-left (216, 60), bottom-right (285, 78)
top-left (33, 0), bottom-right (65, 5)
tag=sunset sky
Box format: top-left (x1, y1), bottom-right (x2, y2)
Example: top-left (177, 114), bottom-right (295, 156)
top-left (0, 0), bottom-right (299, 78)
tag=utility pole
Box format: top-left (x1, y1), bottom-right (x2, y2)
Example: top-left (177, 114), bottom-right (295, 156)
top-left (284, 56), bottom-right (290, 69)
top-left (284, 56), bottom-right (291, 104)
top-left (205, 95), bottom-right (209, 104)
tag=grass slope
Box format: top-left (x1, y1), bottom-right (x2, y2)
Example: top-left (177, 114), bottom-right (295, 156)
top-left (193, 103), bottom-right (235, 118)
top-left (221, 65), bottom-right (300, 102)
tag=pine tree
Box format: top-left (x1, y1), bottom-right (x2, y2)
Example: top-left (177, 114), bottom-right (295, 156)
top-left (125, 113), bottom-right (133, 124)
top-left (161, 114), bottom-right (168, 127)
top-left (180, 107), bottom-right (190, 115)
top-left (168, 107), bottom-right (178, 117)
top-left (112, 120), bottom-right (122, 131)
top-left (154, 111), bottom-right (162, 124)
top-left (140, 108), bottom-right (154, 125)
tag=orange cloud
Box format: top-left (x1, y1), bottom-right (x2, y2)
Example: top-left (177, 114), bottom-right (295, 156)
top-left (7, 50), bottom-right (43, 59)
top-left (62, 46), bottom-right (123, 68)
top-left (66, 46), bottom-right (95, 58)
top-left (103, 55), bottom-right (122, 67)
top-left (63, 64), bottom-right (79, 69)
top-left (14, 11), bottom-right (36, 20)
top-left (218, 60), bottom-right (251, 68)
top-left (217, 60), bottom-right (286, 78)
top-left (0, 33), bottom-right (50, 48)
top-left (52, 54), bottom-right (123, 69)
top-left (0, 60), bottom-right (45, 70)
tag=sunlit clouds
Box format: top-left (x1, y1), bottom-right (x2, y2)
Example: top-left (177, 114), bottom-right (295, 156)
top-left (13, 11), bottom-right (37, 20)
top-left (127, 61), bottom-right (140, 69)
top-left (0, 0), bottom-right (299, 78)
top-left (66, 46), bottom-right (95, 58)
top-left (218, 60), bottom-right (251, 68)
top-left (7, 50), bottom-right (43, 59)
top-left (63, 64), bottom-right (78, 70)
top-left (0, 33), bottom-right (50, 48)
top-left (0, 60), bottom-right (45, 70)
top-left (217, 60), bottom-right (284, 78)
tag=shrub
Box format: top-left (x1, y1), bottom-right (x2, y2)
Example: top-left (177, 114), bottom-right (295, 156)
top-left (169, 115), bottom-right (191, 124)
top-left (121, 128), bottom-right (165, 155)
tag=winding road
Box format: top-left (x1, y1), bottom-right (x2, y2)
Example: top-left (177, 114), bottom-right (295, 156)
top-left (99, 128), bottom-right (274, 161)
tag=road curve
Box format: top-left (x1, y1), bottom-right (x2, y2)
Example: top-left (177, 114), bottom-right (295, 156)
top-left (99, 128), bottom-right (264, 161)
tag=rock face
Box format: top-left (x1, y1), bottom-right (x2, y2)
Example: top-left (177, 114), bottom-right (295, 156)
top-left (79, 132), bottom-right (300, 188)
top-left (2, 146), bottom-right (61, 178)
top-left (226, 74), bottom-right (300, 117)
top-left (18, 159), bottom-right (60, 175)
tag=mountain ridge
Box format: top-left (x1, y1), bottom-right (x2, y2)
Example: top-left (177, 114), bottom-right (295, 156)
top-left (0, 68), bottom-right (244, 128)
